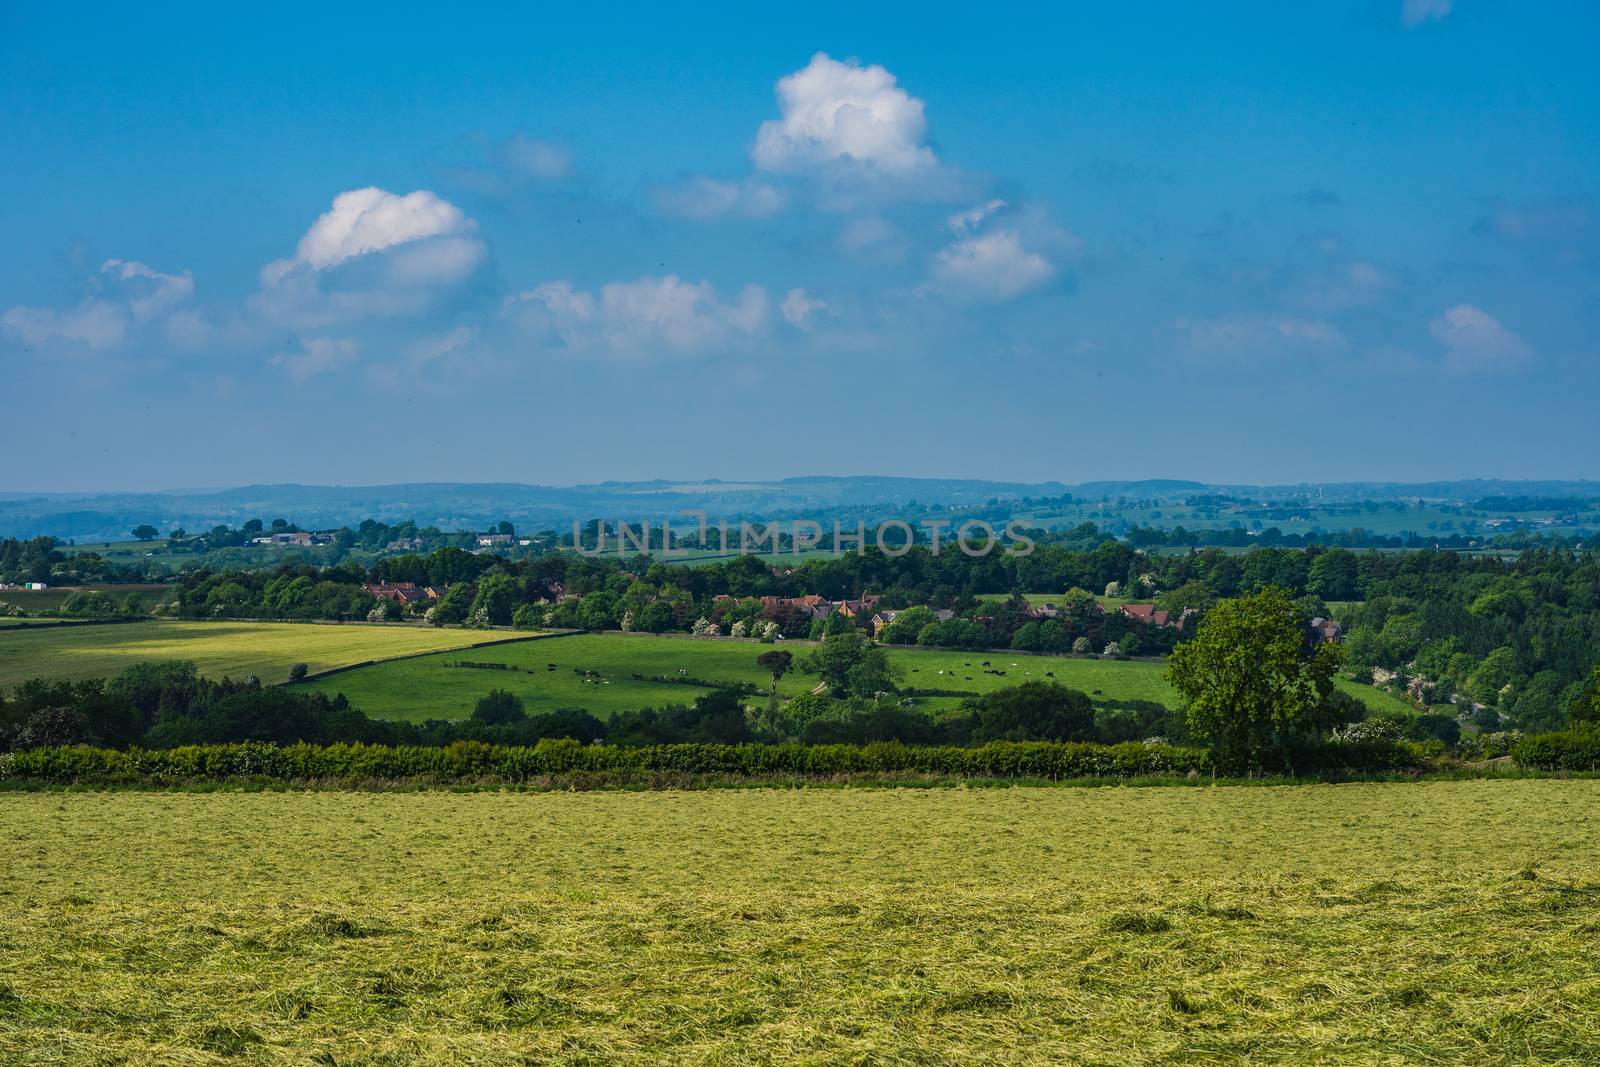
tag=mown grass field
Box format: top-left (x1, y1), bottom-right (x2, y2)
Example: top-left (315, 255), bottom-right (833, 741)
top-left (0, 621), bottom-right (534, 689)
top-left (293, 632), bottom-right (1182, 722)
top-left (2, 781), bottom-right (1597, 1064)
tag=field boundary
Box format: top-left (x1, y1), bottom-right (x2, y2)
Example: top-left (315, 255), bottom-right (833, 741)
top-left (0, 617), bottom-right (152, 633)
top-left (293, 629), bottom-right (582, 684)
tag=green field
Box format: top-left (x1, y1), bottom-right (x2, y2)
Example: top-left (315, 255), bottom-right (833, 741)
top-left (0, 621), bottom-right (535, 689)
top-left (3, 781), bottom-right (1597, 1063)
top-left (293, 630), bottom-right (1401, 724)
top-left (293, 632), bottom-right (1182, 722)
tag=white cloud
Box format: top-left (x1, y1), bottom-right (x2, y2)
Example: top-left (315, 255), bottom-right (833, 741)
top-left (1402, 0), bottom-right (1452, 26)
top-left (933, 230), bottom-right (1055, 301)
top-left (1, 259), bottom-right (194, 350)
top-left (505, 275), bottom-right (769, 357)
top-left (271, 336), bottom-right (359, 382)
top-left (1429, 304), bottom-right (1532, 372)
top-left (1171, 315), bottom-right (1346, 359)
top-left (754, 53), bottom-right (936, 176)
top-left (781, 288), bottom-right (826, 328)
top-left (100, 259), bottom-right (195, 321)
top-left (947, 199), bottom-right (1007, 235)
top-left (256, 187), bottom-right (486, 327)
top-left (653, 176), bottom-right (785, 220)
top-left (2, 300), bottom-right (127, 349)
top-left (265, 187), bottom-right (478, 278)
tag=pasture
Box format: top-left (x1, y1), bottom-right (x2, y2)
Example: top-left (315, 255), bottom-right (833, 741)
top-left (293, 632), bottom-right (1182, 722)
top-left (2, 781), bottom-right (1597, 1064)
top-left (293, 630), bottom-right (1402, 724)
top-left (0, 621), bottom-right (531, 689)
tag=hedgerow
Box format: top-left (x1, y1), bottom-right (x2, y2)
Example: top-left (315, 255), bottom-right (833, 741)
top-left (0, 736), bottom-right (1443, 786)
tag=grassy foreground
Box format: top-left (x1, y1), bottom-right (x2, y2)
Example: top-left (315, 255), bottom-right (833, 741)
top-left (3, 781), bottom-right (1598, 1064)
top-left (0, 621), bottom-right (536, 689)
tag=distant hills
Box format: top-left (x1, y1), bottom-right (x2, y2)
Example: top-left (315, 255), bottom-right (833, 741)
top-left (2, 477), bottom-right (1598, 543)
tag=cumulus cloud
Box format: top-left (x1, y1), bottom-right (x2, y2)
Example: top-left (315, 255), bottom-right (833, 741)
top-left (256, 187), bottom-right (486, 327)
top-left (271, 336), bottom-right (360, 382)
top-left (1, 259), bottom-right (194, 350)
top-left (780, 288), bottom-right (826, 328)
top-left (652, 176), bottom-right (785, 220)
top-left (933, 231), bottom-right (1055, 301)
top-left (1171, 315), bottom-right (1346, 359)
top-left (1429, 304), bottom-right (1532, 372)
top-left (755, 53), bottom-right (937, 176)
top-left (504, 275), bottom-right (769, 357)
top-left (265, 188), bottom-right (478, 278)
top-left (1401, 0), bottom-right (1451, 27)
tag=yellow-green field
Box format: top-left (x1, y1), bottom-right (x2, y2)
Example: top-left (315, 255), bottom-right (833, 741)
top-left (2, 781), bottom-right (1597, 1064)
top-left (0, 621), bottom-right (540, 689)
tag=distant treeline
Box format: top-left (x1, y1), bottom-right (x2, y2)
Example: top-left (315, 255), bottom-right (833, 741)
top-left (1118, 523), bottom-right (1584, 550)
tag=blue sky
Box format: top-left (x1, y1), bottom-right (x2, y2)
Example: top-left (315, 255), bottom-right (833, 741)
top-left (3, 1), bottom-right (1597, 491)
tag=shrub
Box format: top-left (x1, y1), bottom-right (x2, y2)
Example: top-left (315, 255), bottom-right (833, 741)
top-left (288, 662), bottom-right (310, 683)
top-left (1511, 729), bottom-right (1600, 771)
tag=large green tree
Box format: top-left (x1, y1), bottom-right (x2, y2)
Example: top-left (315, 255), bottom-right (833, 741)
top-left (1166, 586), bottom-right (1342, 772)
top-left (798, 632), bottom-right (904, 698)
top-left (756, 649), bottom-right (793, 699)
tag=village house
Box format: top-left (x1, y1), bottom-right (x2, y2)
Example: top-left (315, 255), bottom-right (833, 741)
top-left (251, 531), bottom-right (313, 547)
top-left (836, 595), bottom-right (882, 619)
top-left (1120, 603), bottom-right (1173, 627)
top-left (476, 533), bottom-right (515, 547)
top-left (362, 581), bottom-right (427, 605)
top-left (1308, 617), bottom-right (1343, 644)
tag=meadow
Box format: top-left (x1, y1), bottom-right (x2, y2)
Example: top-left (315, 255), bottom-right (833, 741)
top-left (2, 781), bottom-right (1598, 1064)
top-left (0, 620), bottom-right (532, 689)
top-left (292, 630), bottom-right (1409, 724)
top-left (293, 632), bottom-right (1183, 722)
